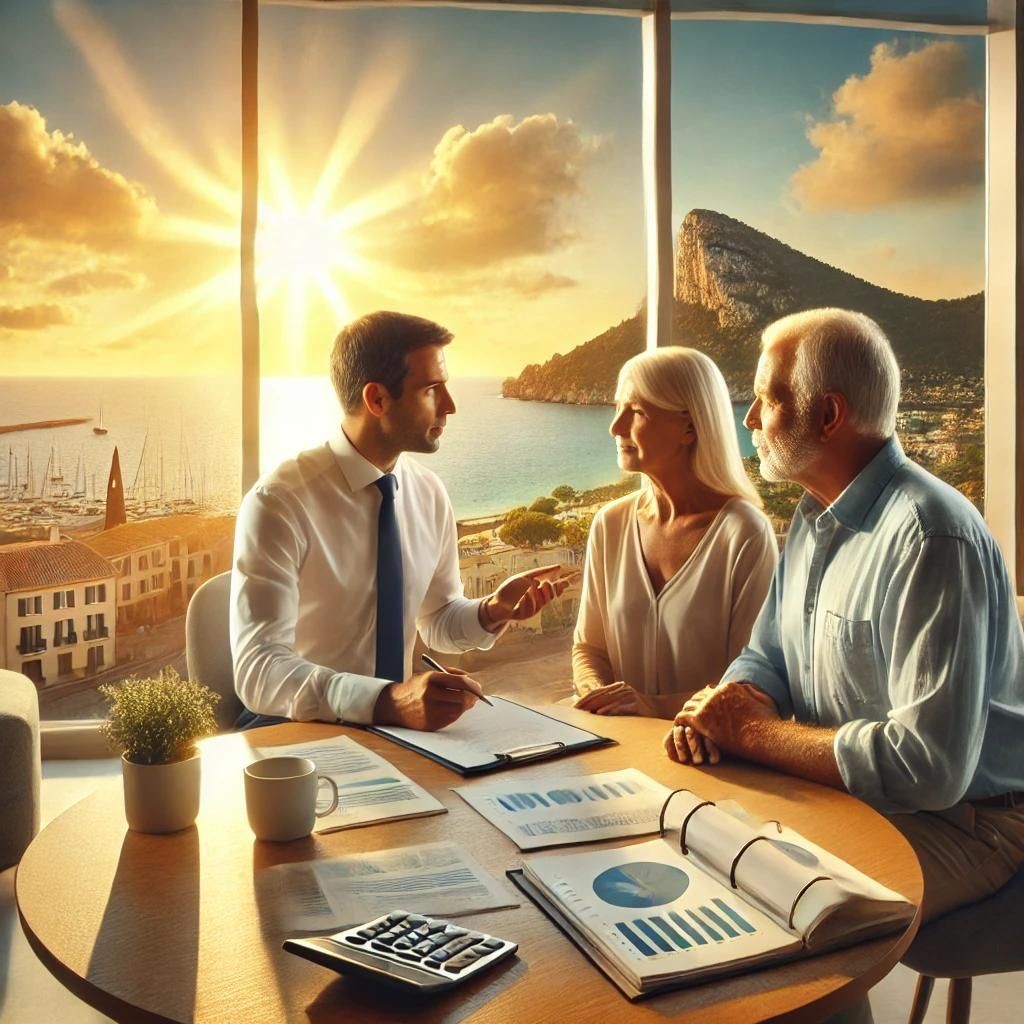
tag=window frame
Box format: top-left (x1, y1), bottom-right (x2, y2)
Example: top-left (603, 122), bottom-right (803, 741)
top-left (34, 0), bottom-right (1020, 748)
top-left (236, 0), bottom-right (1015, 587)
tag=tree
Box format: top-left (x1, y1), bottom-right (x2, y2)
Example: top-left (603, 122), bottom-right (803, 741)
top-left (560, 513), bottom-right (593, 552)
top-left (551, 484), bottom-right (576, 504)
top-left (499, 510), bottom-right (563, 549)
top-left (529, 496), bottom-right (558, 515)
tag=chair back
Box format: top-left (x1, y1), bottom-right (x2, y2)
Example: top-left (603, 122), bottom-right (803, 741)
top-left (0, 670), bottom-right (40, 868)
top-left (902, 868), bottom-right (1024, 979)
top-left (185, 571), bottom-right (243, 731)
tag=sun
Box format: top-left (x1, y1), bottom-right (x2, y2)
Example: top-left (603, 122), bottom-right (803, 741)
top-left (56, 0), bottom-right (417, 368)
top-left (258, 208), bottom-right (340, 285)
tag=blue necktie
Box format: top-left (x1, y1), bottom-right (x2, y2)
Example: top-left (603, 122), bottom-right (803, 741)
top-left (373, 473), bottom-right (405, 682)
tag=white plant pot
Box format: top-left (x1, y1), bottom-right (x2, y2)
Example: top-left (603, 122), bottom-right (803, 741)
top-left (121, 752), bottom-right (201, 834)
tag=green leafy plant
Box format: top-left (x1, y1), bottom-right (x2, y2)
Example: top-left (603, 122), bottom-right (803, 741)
top-left (100, 668), bottom-right (220, 765)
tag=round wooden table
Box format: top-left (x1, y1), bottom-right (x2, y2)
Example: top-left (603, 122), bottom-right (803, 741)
top-left (17, 710), bottom-right (921, 1023)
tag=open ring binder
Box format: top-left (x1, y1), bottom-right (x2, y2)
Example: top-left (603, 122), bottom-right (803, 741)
top-left (729, 835), bottom-right (771, 888)
top-left (788, 876), bottom-right (831, 930)
top-left (656, 789), bottom-right (716, 854)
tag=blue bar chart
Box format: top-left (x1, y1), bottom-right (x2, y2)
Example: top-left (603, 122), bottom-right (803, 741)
top-left (613, 898), bottom-right (758, 958)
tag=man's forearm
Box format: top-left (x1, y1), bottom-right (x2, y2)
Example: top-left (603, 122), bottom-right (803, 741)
top-left (736, 718), bottom-right (846, 790)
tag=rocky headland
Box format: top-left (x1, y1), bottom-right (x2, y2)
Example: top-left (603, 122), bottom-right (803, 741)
top-left (501, 209), bottom-right (984, 405)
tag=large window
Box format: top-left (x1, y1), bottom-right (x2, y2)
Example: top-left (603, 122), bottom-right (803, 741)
top-left (0, 0), bottom-right (242, 719)
top-left (257, 4), bottom-right (646, 705)
top-left (670, 18), bottom-right (985, 531)
top-left (0, 1), bottom-right (1013, 728)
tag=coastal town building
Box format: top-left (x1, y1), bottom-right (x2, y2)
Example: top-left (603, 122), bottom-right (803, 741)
top-left (460, 540), bottom-right (581, 636)
top-left (83, 515), bottom-right (235, 633)
top-left (0, 539), bottom-right (116, 687)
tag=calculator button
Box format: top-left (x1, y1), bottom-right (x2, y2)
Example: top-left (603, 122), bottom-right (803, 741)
top-left (345, 935), bottom-right (368, 946)
top-left (443, 948), bottom-right (485, 973)
top-left (441, 926), bottom-right (468, 939)
top-left (385, 912), bottom-right (409, 925)
top-left (479, 938), bottom-right (504, 951)
top-left (411, 940), bottom-right (437, 956)
top-left (436, 935), bottom-right (478, 957)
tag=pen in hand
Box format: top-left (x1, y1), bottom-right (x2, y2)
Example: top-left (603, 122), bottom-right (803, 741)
top-left (421, 654), bottom-right (494, 706)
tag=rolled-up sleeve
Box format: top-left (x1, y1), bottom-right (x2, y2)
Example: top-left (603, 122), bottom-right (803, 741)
top-left (835, 535), bottom-right (992, 813)
top-left (721, 565), bottom-right (794, 718)
top-left (230, 485), bottom-right (389, 724)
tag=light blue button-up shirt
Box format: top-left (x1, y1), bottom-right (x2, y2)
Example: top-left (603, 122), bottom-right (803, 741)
top-left (724, 436), bottom-right (1024, 813)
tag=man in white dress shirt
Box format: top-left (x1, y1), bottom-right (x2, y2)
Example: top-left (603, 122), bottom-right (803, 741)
top-left (230, 311), bottom-right (570, 731)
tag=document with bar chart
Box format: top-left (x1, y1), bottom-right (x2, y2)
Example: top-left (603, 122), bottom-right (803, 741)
top-left (510, 788), bottom-right (914, 998)
top-left (452, 768), bottom-right (671, 850)
top-left (514, 838), bottom-right (798, 997)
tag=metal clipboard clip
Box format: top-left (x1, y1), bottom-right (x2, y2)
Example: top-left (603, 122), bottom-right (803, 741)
top-left (494, 741), bottom-right (566, 764)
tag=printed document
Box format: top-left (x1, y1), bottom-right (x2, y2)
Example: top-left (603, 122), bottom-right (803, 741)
top-left (371, 696), bottom-right (608, 772)
top-left (253, 735), bottom-right (444, 832)
top-left (454, 768), bottom-right (672, 850)
top-left (266, 842), bottom-right (518, 933)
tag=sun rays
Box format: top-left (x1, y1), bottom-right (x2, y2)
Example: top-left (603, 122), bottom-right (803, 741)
top-left (54, 0), bottom-right (418, 367)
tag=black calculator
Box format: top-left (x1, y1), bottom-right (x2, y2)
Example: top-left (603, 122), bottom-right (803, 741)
top-left (283, 910), bottom-right (518, 993)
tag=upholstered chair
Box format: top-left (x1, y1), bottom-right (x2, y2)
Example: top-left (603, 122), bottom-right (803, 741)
top-left (185, 571), bottom-right (243, 731)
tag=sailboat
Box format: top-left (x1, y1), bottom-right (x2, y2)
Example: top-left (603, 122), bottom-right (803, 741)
top-left (93, 404), bottom-right (108, 435)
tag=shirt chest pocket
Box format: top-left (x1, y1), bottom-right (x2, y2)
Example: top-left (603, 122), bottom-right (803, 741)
top-left (820, 611), bottom-right (879, 708)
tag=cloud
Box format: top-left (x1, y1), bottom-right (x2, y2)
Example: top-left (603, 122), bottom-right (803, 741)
top-left (0, 303), bottom-right (73, 329)
top-left (46, 268), bottom-right (145, 295)
top-left (790, 41), bottom-right (984, 210)
top-left (501, 271), bottom-right (578, 298)
top-left (0, 101), bottom-right (156, 249)
top-left (382, 113), bottom-right (601, 272)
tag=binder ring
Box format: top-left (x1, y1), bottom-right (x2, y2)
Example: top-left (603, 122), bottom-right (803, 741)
top-left (679, 800), bottom-right (716, 855)
top-left (729, 836), bottom-right (771, 888)
top-left (657, 789), bottom-right (697, 837)
top-left (788, 876), bottom-right (831, 930)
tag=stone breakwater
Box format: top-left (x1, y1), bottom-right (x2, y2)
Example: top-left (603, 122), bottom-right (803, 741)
top-left (0, 417), bottom-right (90, 434)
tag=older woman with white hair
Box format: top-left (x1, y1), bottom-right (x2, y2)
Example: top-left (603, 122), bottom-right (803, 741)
top-left (572, 347), bottom-right (777, 718)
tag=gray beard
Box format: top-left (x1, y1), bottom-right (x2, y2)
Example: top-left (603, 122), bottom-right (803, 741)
top-left (752, 427), bottom-right (817, 483)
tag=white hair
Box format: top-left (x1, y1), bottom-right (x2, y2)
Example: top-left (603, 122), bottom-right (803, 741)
top-left (617, 346), bottom-right (762, 507)
top-left (762, 308), bottom-right (901, 439)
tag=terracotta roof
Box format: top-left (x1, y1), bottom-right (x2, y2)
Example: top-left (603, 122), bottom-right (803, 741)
top-left (84, 515), bottom-right (236, 556)
top-left (0, 541), bottom-right (116, 593)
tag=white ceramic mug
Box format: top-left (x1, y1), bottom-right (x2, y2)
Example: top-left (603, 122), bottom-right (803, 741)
top-left (244, 755), bottom-right (339, 841)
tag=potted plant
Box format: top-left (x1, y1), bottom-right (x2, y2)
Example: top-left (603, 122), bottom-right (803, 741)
top-left (100, 668), bottom-right (220, 834)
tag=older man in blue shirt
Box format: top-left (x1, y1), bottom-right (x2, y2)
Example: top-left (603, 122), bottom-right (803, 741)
top-left (667, 307), bottom-right (1024, 925)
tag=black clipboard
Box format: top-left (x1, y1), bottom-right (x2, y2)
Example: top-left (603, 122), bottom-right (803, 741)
top-left (361, 696), bottom-right (615, 775)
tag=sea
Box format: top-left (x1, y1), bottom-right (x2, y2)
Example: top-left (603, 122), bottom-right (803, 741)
top-left (1, 377), bottom-right (754, 522)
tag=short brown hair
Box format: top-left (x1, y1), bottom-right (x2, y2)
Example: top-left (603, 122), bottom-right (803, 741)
top-left (330, 311), bottom-right (453, 412)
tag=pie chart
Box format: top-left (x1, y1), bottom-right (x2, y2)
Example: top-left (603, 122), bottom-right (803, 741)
top-left (592, 862), bottom-right (690, 908)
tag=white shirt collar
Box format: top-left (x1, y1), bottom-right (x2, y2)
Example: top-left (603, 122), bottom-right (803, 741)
top-left (328, 427), bottom-right (403, 493)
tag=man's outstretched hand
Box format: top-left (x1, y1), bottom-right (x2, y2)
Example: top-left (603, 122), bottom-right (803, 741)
top-left (480, 565), bottom-right (579, 630)
top-left (373, 668), bottom-right (484, 731)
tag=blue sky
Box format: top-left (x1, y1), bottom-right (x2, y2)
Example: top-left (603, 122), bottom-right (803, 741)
top-left (0, 1), bottom-right (986, 376)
